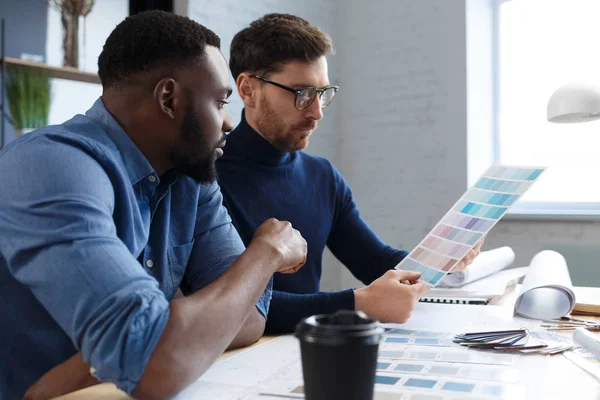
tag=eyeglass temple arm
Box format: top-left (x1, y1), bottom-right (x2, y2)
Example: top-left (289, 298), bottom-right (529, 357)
top-left (253, 76), bottom-right (299, 95)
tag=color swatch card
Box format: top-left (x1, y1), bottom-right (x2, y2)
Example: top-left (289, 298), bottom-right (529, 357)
top-left (376, 360), bottom-right (519, 384)
top-left (258, 331), bottom-right (524, 400)
top-left (370, 372), bottom-right (525, 399)
top-left (378, 344), bottom-right (514, 366)
top-left (263, 373), bottom-right (524, 399)
top-left (395, 165), bottom-right (546, 286)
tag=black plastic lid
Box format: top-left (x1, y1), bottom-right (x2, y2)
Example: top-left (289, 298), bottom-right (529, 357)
top-left (294, 310), bottom-right (384, 346)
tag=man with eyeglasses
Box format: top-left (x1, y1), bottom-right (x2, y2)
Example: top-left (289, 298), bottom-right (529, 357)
top-left (217, 13), bottom-right (483, 334)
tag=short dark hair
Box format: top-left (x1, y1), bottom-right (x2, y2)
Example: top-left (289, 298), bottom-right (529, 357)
top-left (98, 10), bottom-right (221, 88)
top-left (229, 13), bottom-right (334, 81)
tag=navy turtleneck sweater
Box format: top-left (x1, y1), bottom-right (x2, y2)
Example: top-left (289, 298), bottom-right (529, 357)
top-left (216, 111), bottom-right (408, 333)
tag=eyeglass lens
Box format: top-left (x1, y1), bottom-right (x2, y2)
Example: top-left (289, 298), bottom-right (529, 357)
top-left (295, 87), bottom-right (336, 110)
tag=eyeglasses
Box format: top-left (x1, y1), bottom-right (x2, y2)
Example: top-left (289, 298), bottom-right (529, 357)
top-left (253, 75), bottom-right (339, 110)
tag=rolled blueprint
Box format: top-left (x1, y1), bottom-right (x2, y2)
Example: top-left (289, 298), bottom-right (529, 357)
top-left (514, 250), bottom-right (575, 320)
top-left (438, 246), bottom-right (515, 288)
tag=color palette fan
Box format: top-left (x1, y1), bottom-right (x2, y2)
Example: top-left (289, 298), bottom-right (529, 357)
top-left (395, 165), bottom-right (546, 286)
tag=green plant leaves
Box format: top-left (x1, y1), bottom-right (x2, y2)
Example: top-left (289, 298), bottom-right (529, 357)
top-left (6, 66), bottom-right (51, 130)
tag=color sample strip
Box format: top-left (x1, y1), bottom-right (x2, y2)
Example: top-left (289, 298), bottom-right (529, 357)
top-left (411, 247), bottom-right (458, 271)
top-left (398, 257), bottom-right (446, 285)
top-left (454, 201), bottom-right (508, 219)
top-left (442, 212), bottom-right (495, 232)
top-left (395, 165), bottom-right (546, 287)
top-left (404, 378), bottom-right (437, 389)
top-left (375, 376), bottom-right (401, 385)
top-left (380, 351), bottom-right (406, 359)
top-left (474, 177), bottom-right (533, 194)
top-left (379, 345), bottom-right (513, 366)
top-left (378, 360), bottom-right (518, 383)
top-left (415, 338), bottom-right (441, 345)
top-left (386, 337), bottom-right (410, 344)
top-left (377, 362), bottom-right (392, 370)
top-left (486, 165), bottom-right (544, 181)
top-left (421, 236), bottom-right (471, 259)
top-left (442, 381), bottom-right (476, 393)
top-left (394, 363), bottom-right (425, 373)
top-left (464, 188), bottom-right (519, 207)
top-left (431, 224), bottom-right (483, 245)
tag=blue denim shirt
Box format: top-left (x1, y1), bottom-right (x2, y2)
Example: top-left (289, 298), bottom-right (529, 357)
top-left (0, 98), bottom-right (272, 399)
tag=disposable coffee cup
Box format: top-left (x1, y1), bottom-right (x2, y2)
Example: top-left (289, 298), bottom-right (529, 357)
top-left (294, 310), bottom-right (384, 400)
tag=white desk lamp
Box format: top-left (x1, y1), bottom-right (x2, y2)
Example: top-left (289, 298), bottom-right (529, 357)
top-left (547, 83), bottom-right (600, 123)
top-left (547, 84), bottom-right (600, 357)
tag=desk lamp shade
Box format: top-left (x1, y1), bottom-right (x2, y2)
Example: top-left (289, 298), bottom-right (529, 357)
top-left (547, 83), bottom-right (600, 123)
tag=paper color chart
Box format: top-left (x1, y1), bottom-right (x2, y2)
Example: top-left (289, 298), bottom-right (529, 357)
top-left (395, 165), bottom-right (546, 286)
top-left (376, 360), bottom-right (519, 383)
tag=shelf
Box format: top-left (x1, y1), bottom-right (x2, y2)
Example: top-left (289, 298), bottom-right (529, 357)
top-left (0, 56), bottom-right (100, 84)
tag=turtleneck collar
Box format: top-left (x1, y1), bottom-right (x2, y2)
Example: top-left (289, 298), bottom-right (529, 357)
top-left (223, 109), bottom-right (294, 166)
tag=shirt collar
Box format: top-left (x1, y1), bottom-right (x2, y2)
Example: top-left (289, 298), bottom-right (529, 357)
top-left (224, 109), bottom-right (293, 166)
top-left (85, 98), bottom-right (157, 185)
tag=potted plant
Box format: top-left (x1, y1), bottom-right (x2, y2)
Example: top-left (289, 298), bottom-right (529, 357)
top-left (6, 66), bottom-right (51, 137)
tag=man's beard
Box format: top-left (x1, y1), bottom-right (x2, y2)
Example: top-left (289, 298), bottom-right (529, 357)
top-left (169, 103), bottom-right (222, 183)
top-left (256, 94), bottom-right (315, 153)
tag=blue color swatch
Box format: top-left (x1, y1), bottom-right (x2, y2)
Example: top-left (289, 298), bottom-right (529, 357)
top-left (404, 378), bottom-right (437, 389)
top-left (386, 337), bottom-right (410, 344)
top-left (442, 382), bottom-right (476, 393)
top-left (376, 362), bottom-right (391, 370)
top-left (375, 375), bottom-right (401, 385)
top-left (394, 363), bottom-right (425, 373)
top-left (456, 201), bottom-right (508, 219)
top-left (415, 338), bottom-right (440, 345)
top-left (379, 351), bottom-right (405, 359)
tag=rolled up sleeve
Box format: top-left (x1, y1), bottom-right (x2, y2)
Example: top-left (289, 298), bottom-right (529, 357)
top-left (0, 136), bottom-right (169, 394)
top-left (181, 181), bottom-right (272, 318)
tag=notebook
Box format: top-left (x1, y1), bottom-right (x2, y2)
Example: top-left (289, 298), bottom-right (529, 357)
top-left (418, 267), bottom-right (528, 305)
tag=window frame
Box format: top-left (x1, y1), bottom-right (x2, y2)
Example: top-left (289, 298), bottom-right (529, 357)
top-left (490, 0), bottom-right (600, 220)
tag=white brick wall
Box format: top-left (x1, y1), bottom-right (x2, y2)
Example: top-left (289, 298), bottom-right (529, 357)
top-left (337, 0), bottom-right (468, 288)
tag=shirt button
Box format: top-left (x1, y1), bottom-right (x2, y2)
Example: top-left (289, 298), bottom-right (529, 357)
top-left (148, 175), bottom-right (157, 183)
top-left (146, 259), bottom-right (154, 268)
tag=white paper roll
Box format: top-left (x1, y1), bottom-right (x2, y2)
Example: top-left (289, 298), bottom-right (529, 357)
top-left (438, 246), bottom-right (515, 288)
top-left (514, 250), bottom-right (575, 320)
top-left (573, 327), bottom-right (600, 359)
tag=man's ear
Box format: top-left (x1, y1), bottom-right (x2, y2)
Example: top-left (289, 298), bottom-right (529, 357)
top-left (236, 73), bottom-right (257, 108)
top-left (154, 77), bottom-right (178, 119)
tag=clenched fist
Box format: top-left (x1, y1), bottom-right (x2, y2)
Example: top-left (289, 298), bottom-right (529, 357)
top-left (251, 218), bottom-right (307, 274)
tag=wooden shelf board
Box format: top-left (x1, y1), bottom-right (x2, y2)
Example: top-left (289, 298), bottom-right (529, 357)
top-left (0, 56), bottom-right (100, 84)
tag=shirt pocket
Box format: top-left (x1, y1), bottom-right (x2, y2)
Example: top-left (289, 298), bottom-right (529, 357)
top-left (167, 240), bottom-right (195, 296)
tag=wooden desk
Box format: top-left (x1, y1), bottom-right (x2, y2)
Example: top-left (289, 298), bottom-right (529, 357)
top-left (55, 287), bottom-right (600, 400)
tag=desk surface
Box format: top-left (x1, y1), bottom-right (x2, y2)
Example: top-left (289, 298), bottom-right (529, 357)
top-left (54, 336), bottom-right (280, 400)
top-left (55, 286), bottom-right (600, 400)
